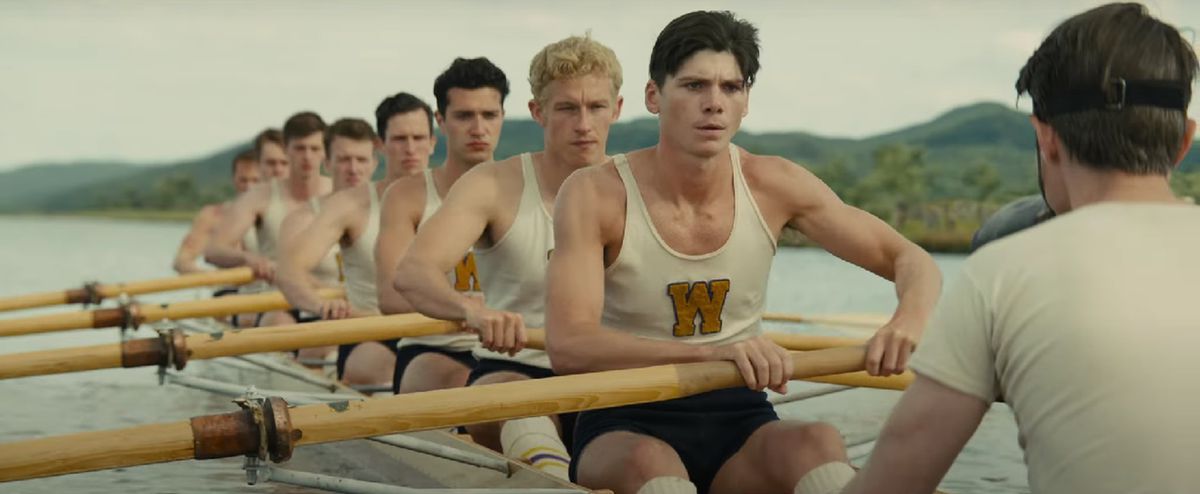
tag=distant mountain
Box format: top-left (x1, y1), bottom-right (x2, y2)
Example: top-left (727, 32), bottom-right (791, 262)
top-left (2, 101), bottom-right (1195, 212)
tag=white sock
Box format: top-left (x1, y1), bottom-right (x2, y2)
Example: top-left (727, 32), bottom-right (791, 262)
top-left (500, 416), bottom-right (570, 480)
top-left (794, 462), bottom-right (856, 494)
top-left (638, 476), bottom-right (696, 494)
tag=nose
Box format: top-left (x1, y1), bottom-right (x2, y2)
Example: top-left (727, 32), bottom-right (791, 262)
top-left (468, 116), bottom-right (486, 136)
top-left (702, 87), bottom-right (724, 115)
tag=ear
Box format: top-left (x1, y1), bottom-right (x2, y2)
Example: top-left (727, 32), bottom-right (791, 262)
top-left (427, 132), bottom-right (438, 157)
top-left (1173, 118), bottom-right (1197, 168)
top-left (529, 98), bottom-right (545, 126)
top-left (374, 137), bottom-right (384, 153)
top-left (435, 111), bottom-right (446, 128)
top-left (612, 95), bottom-right (625, 122)
top-left (1030, 116), bottom-right (1063, 165)
top-left (742, 87), bottom-right (751, 118)
top-left (645, 80), bottom-right (661, 114)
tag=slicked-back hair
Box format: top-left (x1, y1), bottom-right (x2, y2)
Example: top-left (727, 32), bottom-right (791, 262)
top-left (1017, 2), bottom-right (1198, 175)
top-left (376, 92), bottom-right (434, 137)
top-left (282, 111), bottom-right (327, 145)
top-left (649, 11), bottom-right (761, 88)
top-left (324, 118), bottom-right (378, 154)
top-left (231, 149), bottom-right (257, 175)
top-left (252, 128), bottom-right (283, 161)
top-left (433, 57), bottom-right (510, 115)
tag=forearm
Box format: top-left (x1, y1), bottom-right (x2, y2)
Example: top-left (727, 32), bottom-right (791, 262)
top-left (548, 324), bottom-right (713, 375)
top-left (204, 244), bottom-right (253, 268)
top-left (172, 252), bottom-right (203, 275)
top-left (276, 268), bottom-right (325, 314)
top-left (890, 245), bottom-right (942, 326)
top-left (393, 262), bottom-right (472, 320)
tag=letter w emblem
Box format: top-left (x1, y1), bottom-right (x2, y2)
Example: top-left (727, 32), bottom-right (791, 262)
top-left (666, 279), bottom-right (731, 337)
top-left (454, 252), bottom-right (480, 292)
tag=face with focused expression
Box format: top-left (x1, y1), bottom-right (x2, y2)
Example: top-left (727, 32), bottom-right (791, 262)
top-left (530, 73), bottom-right (623, 168)
top-left (285, 132), bottom-right (326, 179)
top-left (383, 110), bottom-right (436, 176)
top-left (232, 159), bottom-right (261, 194)
top-left (257, 142), bottom-right (290, 180)
top-left (646, 50), bottom-right (750, 159)
top-left (436, 87), bottom-right (504, 166)
top-left (327, 136), bottom-right (378, 191)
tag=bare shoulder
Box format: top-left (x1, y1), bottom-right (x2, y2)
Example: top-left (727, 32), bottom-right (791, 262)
top-left (323, 183), bottom-right (370, 217)
top-left (380, 173), bottom-right (427, 212)
top-left (234, 181), bottom-right (272, 212)
top-left (558, 158), bottom-right (627, 241)
top-left (739, 149), bottom-right (833, 209)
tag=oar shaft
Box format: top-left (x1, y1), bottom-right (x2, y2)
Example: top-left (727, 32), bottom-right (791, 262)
top-left (0, 288), bottom-right (342, 338)
top-left (0, 346), bottom-right (867, 482)
top-left (0, 268), bottom-right (256, 313)
top-left (764, 312), bottom-right (889, 328)
top-left (0, 343), bottom-right (120, 379)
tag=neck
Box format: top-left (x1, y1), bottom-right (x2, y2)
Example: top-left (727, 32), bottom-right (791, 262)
top-left (383, 164), bottom-right (413, 186)
top-left (537, 148), bottom-right (607, 199)
top-left (1062, 161), bottom-right (1181, 211)
top-left (285, 173), bottom-right (323, 200)
top-left (651, 140), bottom-right (732, 205)
top-left (432, 154), bottom-right (478, 198)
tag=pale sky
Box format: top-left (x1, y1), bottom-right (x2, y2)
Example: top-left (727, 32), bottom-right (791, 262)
top-left (0, 0), bottom-right (1196, 170)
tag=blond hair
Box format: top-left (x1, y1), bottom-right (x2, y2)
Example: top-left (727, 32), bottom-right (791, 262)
top-left (528, 34), bottom-right (623, 104)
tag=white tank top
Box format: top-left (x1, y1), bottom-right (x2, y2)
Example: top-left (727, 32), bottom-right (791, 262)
top-left (602, 145), bottom-right (776, 344)
top-left (473, 154), bottom-right (553, 368)
top-left (396, 169), bottom-right (480, 352)
top-left (340, 183), bottom-right (382, 315)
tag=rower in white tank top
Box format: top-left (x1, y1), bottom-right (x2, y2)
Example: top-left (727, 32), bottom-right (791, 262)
top-left (473, 153), bottom-right (553, 369)
top-left (256, 179), bottom-right (342, 288)
top-left (395, 169), bottom-right (480, 352)
top-left (602, 145), bottom-right (776, 343)
top-left (340, 183), bottom-right (383, 315)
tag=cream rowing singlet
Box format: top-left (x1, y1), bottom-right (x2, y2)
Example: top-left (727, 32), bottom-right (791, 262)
top-left (473, 153), bottom-right (554, 369)
top-left (340, 183), bottom-right (382, 315)
top-left (601, 145), bottom-right (776, 344)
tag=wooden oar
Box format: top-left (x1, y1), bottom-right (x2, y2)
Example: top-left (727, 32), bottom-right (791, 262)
top-left (0, 268), bottom-right (256, 313)
top-left (0, 345), bottom-right (868, 482)
top-left (763, 312), bottom-right (890, 329)
top-left (0, 288), bottom-right (343, 338)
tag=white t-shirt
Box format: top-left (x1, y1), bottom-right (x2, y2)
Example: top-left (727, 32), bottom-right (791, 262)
top-left (910, 202), bottom-right (1200, 494)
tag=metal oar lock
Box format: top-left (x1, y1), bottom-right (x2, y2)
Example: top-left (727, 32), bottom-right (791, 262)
top-left (187, 388), bottom-right (298, 484)
top-left (122, 320), bottom-right (189, 384)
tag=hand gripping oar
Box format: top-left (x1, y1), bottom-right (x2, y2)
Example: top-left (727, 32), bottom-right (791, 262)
top-left (0, 345), bottom-right (870, 483)
top-left (0, 287), bottom-right (343, 337)
top-left (0, 267), bottom-right (257, 313)
top-left (0, 315), bottom-right (912, 392)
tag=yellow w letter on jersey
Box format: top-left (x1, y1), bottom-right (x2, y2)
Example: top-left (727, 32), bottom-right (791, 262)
top-left (454, 252), bottom-right (480, 292)
top-left (667, 279), bottom-right (731, 337)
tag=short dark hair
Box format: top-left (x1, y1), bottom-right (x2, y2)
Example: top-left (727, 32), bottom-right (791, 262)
top-left (324, 118), bottom-right (378, 154)
top-left (432, 57), bottom-right (510, 115)
top-left (376, 92), bottom-right (434, 137)
top-left (649, 11), bottom-right (761, 88)
top-left (231, 149), bottom-right (257, 175)
top-left (282, 111), bottom-right (327, 145)
top-left (252, 128), bottom-right (283, 161)
top-left (1017, 2), bottom-right (1197, 175)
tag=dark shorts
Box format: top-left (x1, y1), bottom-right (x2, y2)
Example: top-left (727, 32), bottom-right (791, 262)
top-left (391, 344), bottom-right (477, 394)
top-left (336, 339), bottom-right (399, 380)
top-left (468, 358), bottom-right (576, 449)
top-left (569, 387), bottom-right (779, 494)
top-left (251, 309), bottom-right (319, 328)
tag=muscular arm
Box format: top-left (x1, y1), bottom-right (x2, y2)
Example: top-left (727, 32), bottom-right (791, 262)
top-left (277, 195), bottom-right (351, 314)
top-left (205, 185), bottom-right (268, 269)
top-left (392, 168), bottom-right (494, 320)
top-left (545, 171), bottom-right (713, 375)
top-left (173, 205), bottom-right (220, 274)
top-left (783, 162), bottom-right (942, 374)
top-left (841, 375), bottom-right (989, 494)
top-left (375, 181), bottom-right (421, 315)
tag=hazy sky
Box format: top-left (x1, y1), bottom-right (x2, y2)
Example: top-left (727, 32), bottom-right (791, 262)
top-left (1, 0), bottom-right (1196, 170)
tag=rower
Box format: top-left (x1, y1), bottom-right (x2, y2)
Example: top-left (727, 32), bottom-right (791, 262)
top-left (276, 95), bottom-right (436, 387)
top-left (843, 4), bottom-right (1200, 494)
top-left (204, 112), bottom-right (340, 329)
top-left (172, 149), bottom-right (261, 276)
top-left (393, 36), bottom-right (624, 479)
top-left (374, 57), bottom-right (506, 394)
top-left (544, 11), bottom-right (942, 494)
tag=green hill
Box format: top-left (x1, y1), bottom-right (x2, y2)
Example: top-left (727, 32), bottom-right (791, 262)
top-left (3, 101), bottom-right (1196, 213)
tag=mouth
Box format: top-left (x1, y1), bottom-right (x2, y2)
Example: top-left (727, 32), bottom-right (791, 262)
top-left (571, 140), bottom-right (597, 147)
top-left (466, 142), bottom-right (490, 151)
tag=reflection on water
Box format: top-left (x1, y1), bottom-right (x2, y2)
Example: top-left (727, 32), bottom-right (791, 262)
top-left (0, 216), bottom-right (1028, 493)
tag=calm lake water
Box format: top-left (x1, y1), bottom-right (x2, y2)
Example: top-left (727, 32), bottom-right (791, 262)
top-left (0, 215), bottom-right (1028, 493)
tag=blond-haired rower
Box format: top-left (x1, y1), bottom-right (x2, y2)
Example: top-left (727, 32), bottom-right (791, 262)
top-left (392, 36), bottom-right (624, 479)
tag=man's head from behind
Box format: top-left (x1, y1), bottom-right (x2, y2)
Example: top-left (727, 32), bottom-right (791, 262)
top-left (282, 111), bottom-right (328, 179)
top-left (1018, 2), bottom-right (1197, 212)
top-left (646, 11), bottom-right (760, 159)
top-left (528, 34), bottom-right (624, 167)
top-left (231, 149), bottom-right (261, 194)
top-left (433, 57), bottom-right (509, 166)
top-left (253, 128), bottom-right (288, 180)
top-left (376, 92), bottom-right (436, 176)
top-left (324, 118), bottom-right (379, 191)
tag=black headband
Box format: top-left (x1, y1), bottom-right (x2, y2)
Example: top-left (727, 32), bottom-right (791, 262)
top-left (1036, 78), bottom-right (1189, 119)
